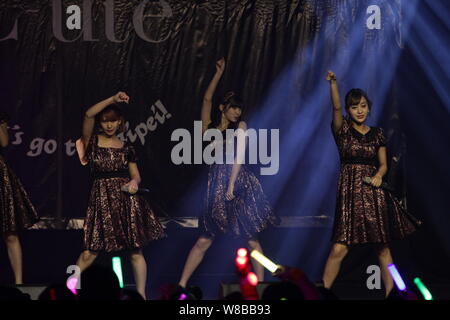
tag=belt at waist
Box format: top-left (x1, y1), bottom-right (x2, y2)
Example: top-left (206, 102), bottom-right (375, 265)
top-left (92, 170), bottom-right (129, 180)
top-left (341, 158), bottom-right (378, 166)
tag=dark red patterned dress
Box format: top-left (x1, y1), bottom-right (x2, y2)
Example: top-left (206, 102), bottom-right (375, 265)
top-left (331, 119), bottom-right (420, 245)
top-left (199, 127), bottom-right (279, 238)
top-left (80, 135), bottom-right (165, 252)
top-left (0, 148), bottom-right (38, 235)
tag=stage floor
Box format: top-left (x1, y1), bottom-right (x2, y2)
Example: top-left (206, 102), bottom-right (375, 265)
top-left (1, 221), bottom-right (449, 300)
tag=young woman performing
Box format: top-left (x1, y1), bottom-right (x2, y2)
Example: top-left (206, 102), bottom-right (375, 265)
top-left (322, 71), bottom-right (420, 297)
top-left (0, 111), bottom-right (38, 284)
top-left (75, 93), bottom-right (165, 299)
top-left (178, 59), bottom-right (278, 288)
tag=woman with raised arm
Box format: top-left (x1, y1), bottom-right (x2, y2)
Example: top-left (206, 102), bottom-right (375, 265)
top-left (75, 92), bottom-right (165, 299)
top-left (178, 59), bottom-right (278, 288)
top-left (321, 71), bottom-right (420, 297)
top-left (0, 112), bottom-right (38, 284)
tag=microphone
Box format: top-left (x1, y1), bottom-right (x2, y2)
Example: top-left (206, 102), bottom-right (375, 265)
top-left (363, 177), bottom-right (394, 192)
top-left (121, 185), bottom-right (150, 194)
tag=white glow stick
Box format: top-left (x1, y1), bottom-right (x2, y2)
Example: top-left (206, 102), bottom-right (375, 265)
top-left (250, 250), bottom-right (280, 273)
top-left (388, 264), bottom-right (406, 291)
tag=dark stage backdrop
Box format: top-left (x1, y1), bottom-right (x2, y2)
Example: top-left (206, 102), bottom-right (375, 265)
top-left (0, 0), bottom-right (406, 221)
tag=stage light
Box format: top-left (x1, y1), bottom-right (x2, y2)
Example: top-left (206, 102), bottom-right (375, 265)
top-left (387, 264), bottom-right (407, 291)
top-left (112, 257), bottom-right (124, 288)
top-left (250, 250), bottom-right (280, 273)
top-left (66, 277), bottom-right (78, 295)
top-left (414, 278), bottom-right (433, 300)
top-left (237, 248), bottom-right (248, 257)
top-left (247, 272), bottom-right (258, 286)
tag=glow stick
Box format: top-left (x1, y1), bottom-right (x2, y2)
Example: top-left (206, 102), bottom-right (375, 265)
top-left (250, 250), bottom-right (279, 273)
top-left (236, 256), bottom-right (249, 273)
top-left (414, 278), bottom-right (433, 300)
top-left (237, 248), bottom-right (248, 257)
top-left (387, 264), bottom-right (406, 291)
top-left (178, 293), bottom-right (187, 300)
top-left (247, 272), bottom-right (258, 286)
top-left (112, 257), bottom-right (124, 288)
top-left (66, 277), bottom-right (78, 295)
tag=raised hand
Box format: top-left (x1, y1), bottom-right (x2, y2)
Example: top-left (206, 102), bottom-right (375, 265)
top-left (326, 71), bottom-right (337, 82)
top-left (113, 91), bottom-right (130, 104)
top-left (216, 58), bottom-right (226, 75)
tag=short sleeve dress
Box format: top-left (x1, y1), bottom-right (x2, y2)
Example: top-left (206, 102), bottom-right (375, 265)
top-left (331, 119), bottom-right (420, 245)
top-left (81, 135), bottom-right (165, 252)
top-left (0, 147), bottom-right (38, 235)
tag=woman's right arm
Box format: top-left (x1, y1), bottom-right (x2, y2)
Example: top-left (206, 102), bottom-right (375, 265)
top-left (81, 92), bottom-right (129, 146)
top-left (201, 58), bottom-right (225, 134)
top-left (326, 71), bottom-right (344, 133)
top-left (0, 121), bottom-right (8, 148)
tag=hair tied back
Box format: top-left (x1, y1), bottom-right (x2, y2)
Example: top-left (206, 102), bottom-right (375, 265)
top-left (223, 91), bottom-right (235, 104)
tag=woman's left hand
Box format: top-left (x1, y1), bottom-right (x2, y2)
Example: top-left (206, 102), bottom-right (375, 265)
top-left (225, 185), bottom-right (235, 201)
top-left (123, 180), bottom-right (139, 194)
top-left (371, 174), bottom-right (382, 187)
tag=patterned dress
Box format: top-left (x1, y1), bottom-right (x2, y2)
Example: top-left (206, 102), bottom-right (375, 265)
top-left (199, 125), bottom-right (279, 238)
top-left (80, 135), bottom-right (165, 252)
top-left (0, 147), bottom-right (38, 235)
top-left (331, 119), bottom-right (420, 245)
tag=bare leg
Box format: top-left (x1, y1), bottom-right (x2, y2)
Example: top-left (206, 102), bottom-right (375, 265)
top-left (76, 250), bottom-right (98, 272)
top-left (4, 233), bottom-right (23, 284)
top-left (130, 249), bottom-right (147, 299)
top-left (247, 238), bottom-right (264, 281)
top-left (322, 243), bottom-right (349, 288)
top-left (178, 236), bottom-right (213, 288)
top-left (376, 244), bottom-right (394, 297)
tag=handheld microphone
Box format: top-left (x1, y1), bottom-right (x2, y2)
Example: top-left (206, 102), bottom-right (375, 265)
top-left (121, 185), bottom-right (150, 194)
top-left (363, 177), bottom-right (394, 192)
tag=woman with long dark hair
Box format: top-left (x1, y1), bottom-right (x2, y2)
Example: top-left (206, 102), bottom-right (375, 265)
top-left (0, 111), bottom-right (38, 284)
top-left (75, 92), bottom-right (165, 299)
top-left (321, 71), bottom-right (420, 296)
top-left (178, 59), bottom-right (278, 288)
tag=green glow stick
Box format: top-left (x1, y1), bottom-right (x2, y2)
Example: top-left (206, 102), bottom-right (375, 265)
top-left (413, 278), bottom-right (433, 300)
top-left (112, 257), bottom-right (124, 288)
